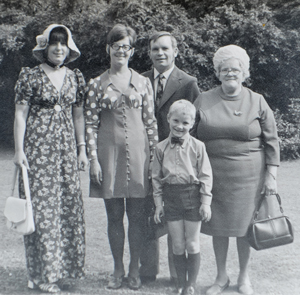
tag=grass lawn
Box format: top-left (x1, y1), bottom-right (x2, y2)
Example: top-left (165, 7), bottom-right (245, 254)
top-left (0, 148), bottom-right (299, 295)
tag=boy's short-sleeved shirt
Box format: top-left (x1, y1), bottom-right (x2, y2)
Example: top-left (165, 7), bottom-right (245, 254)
top-left (152, 133), bottom-right (213, 205)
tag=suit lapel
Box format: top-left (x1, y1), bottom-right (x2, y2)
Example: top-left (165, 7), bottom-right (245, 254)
top-left (158, 67), bottom-right (181, 110)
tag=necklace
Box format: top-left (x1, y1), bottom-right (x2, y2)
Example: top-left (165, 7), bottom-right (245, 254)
top-left (45, 59), bottom-right (64, 70)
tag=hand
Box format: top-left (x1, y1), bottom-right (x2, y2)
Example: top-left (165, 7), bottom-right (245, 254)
top-left (261, 172), bottom-right (277, 196)
top-left (154, 205), bottom-right (164, 224)
top-left (77, 152), bottom-right (89, 171)
top-left (199, 204), bottom-right (211, 222)
top-left (90, 159), bottom-right (103, 185)
top-left (13, 151), bottom-right (30, 170)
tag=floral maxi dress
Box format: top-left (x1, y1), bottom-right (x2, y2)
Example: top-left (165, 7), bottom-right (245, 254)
top-left (14, 66), bottom-right (86, 284)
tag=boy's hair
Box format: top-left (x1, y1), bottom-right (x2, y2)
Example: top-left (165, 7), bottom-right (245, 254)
top-left (168, 99), bottom-right (196, 120)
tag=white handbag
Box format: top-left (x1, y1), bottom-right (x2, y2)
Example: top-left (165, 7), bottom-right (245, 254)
top-left (4, 164), bottom-right (35, 235)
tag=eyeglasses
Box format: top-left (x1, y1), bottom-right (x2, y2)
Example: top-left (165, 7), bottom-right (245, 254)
top-left (110, 44), bottom-right (132, 52)
top-left (220, 68), bottom-right (241, 75)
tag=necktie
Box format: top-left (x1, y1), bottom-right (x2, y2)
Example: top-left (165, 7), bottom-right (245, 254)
top-left (156, 74), bottom-right (164, 109)
top-left (171, 137), bottom-right (184, 145)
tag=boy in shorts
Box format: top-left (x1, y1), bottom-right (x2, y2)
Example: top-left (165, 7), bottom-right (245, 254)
top-left (152, 100), bottom-right (213, 295)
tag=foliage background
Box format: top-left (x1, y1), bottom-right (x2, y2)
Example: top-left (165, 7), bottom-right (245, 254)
top-left (1, 0), bottom-right (300, 159)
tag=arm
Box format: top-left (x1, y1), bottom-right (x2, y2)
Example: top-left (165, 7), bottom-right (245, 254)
top-left (73, 106), bottom-right (88, 171)
top-left (14, 104), bottom-right (30, 168)
top-left (187, 79), bottom-right (201, 103)
top-left (259, 97), bottom-right (280, 195)
top-left (197, 143), bottom-right (213, 222)
top-left (152, 146), bottom-right (164, 223)
top-left (85, 78), bottom-right (102, 185)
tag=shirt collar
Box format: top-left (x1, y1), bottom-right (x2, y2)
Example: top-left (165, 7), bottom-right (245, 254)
top-left (154, 65), bottom-right (174, 81)
top-left (168, 133), bottom-right (190, 149)
top-left (100, 68), bottom-right (141, 91)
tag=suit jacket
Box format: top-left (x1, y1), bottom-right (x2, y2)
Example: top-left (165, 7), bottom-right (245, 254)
top-left (143, 66), bottom-right (200, 141)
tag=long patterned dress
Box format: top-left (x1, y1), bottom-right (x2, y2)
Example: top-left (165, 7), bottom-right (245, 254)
top-left (14, 65), bottom-right (86, 284)
top-left (85, 69), bottom-right (158, 199)
top-left (194, 86), bottom-right (280, 237)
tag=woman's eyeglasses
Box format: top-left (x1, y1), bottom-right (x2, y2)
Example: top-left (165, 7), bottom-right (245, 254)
top-left (220, 68), bottom-right (241, 75)
top-left (110, 44), bottom-right (132, 52)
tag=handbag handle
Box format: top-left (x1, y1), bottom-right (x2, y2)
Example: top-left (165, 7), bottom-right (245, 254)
top-left (10, 164), bottom-right (31, 203)
top-left (254, 194), bottom-right (284, 220)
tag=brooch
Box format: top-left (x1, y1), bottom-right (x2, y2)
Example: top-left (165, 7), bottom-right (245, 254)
top-left (234, 110), bottom-right (243, 116)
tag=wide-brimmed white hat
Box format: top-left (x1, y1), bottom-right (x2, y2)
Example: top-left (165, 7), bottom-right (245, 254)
top-left (32, 24), bottom-right (80, 64)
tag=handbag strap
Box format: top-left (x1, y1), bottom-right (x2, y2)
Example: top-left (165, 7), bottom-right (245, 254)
top-left (10, 164), bottom-right (31, 203)
top-left (254, 194), bottom-right (284, 220)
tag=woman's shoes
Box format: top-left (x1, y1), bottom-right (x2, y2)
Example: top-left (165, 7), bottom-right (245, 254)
top-left (106, 275), bottom-right (124, 289)
top-left (128, 276), bottom-right (142, 290)
top-left (28, 280), bottom-right (61, 293)
top-left (238, 283), bottom-right (254, 295)
top-left (206, 278), bottom-right (230, 295)
top-left (184, 286), bottom-right (195, 295)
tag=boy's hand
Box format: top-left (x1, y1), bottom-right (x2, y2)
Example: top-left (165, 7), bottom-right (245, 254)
top-left (200, 204), bottom-right (211, 222)
top-left (154, 205), bottom-right (164, 224)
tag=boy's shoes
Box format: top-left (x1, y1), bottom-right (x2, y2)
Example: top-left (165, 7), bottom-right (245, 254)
top-left (140, 275), bottom-right (156, 284)
top-left (184, 286), bottom-right (195, 295)
top-left (128, 276), bottom-right (142, 290)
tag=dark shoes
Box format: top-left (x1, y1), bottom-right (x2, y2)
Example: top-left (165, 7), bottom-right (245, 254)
top-left (140, 275), bottom-right (156, 284)
top-left (106, 275), bottom-right (124, 290)
top-left (128, 276), bottom-right (142, 290)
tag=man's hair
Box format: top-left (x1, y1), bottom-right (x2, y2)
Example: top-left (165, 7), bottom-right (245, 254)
top-left (149, 31), bottom-right (177, 49)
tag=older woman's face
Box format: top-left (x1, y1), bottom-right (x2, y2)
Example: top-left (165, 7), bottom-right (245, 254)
top-left (218, 58), bottom-right (245, 88)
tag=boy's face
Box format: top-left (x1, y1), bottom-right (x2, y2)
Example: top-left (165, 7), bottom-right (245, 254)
top-left (167, 110), bottom-right (194, 138)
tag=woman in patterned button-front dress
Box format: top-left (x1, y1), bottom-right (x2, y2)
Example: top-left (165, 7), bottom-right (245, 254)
top-left (85, 24), bottom-right (158, 291)
top-left (13, 24), bottom-right (88, 293)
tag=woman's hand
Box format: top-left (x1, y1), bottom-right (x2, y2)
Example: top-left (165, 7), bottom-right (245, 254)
top-left (261, 172), bottom-right (277, 196)
top-left (199, 204), bottom-right (211, 222)
top-left (154, 205), bottom-right (164, 224)
top-left (89, 158), bottom-right (102, 185)
top-left (14, 150), bottom-right (29, 169)
top-left (78, 152), bottom-right (89, 171)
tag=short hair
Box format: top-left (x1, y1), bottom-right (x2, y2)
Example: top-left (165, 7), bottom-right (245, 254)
top-left (213, 44), bottom-right (250, 79)
top-left (107, 24), bottom-right (137, 47)
top-left (149, 31), bottom-right (177, 49)
top-left (48, 27), bottom-right (68, 45)
top-left (168, 99), bottom-right (196, 121)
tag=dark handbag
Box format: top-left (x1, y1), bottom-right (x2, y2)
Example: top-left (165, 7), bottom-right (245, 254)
top-left (247, 194), bottom-right (294, 251)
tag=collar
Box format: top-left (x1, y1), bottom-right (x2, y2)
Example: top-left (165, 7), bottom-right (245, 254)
top-left (154, 65), bottom-right (174, 81)
top-left (45, 59), bottom-right (64, 70)
top-left (100, 68), bottom-right (141, 91)
top-left (168, 133), bottom-right (190, 149)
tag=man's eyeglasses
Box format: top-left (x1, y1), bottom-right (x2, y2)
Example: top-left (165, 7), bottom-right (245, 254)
top-left (220, 68), bottom-right (241, 75)
top-left (110, 44), bottom-right (132, 52)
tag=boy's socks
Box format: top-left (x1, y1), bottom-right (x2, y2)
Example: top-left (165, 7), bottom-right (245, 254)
top-left (187, 252), bottom-right (200, 287)
top-left (173, 253), bottom-right (187, 289)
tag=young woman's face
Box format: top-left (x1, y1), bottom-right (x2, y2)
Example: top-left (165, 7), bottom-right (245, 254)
top-left (108, 36), bottom-right (134, 67)
top-left (47, 41), bottom-right (70, 65)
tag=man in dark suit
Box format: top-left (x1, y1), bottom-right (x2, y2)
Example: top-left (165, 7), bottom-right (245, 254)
top-left (140, 31), bottom-right (200, 285)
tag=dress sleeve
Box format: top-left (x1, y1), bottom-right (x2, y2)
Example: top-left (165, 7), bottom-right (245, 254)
top-left (259, 96), bottom-right (280, 166)
top-left (14, 67), bottom-right (33, 105)
top-left (73, 68), bottom-right (86, 107)
top-left (85, 78), bottom-right (102, 159)
top-left (142, 77), bottom-right (158, 159)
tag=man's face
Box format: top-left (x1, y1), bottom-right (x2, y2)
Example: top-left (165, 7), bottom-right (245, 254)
top-left (149, 36), bottom-right (178, 73)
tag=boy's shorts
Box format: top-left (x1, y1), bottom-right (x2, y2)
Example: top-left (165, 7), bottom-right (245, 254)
top-left (163, 184), bottom-right (201, 222)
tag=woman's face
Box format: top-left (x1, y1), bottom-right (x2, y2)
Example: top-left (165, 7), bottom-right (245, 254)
top-left (218, 58), bottom-right (245, 88)
top-left (47, 41), bottom-right (70, 65)
top-left (108, 36), bottom-right (134, 67)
